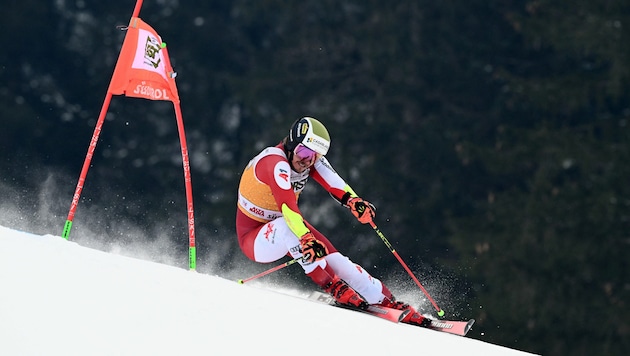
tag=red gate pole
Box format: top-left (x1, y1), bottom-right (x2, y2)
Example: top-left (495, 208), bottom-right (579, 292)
top-left (62, 0), bottom-right (145, 240)
top-left (62, 93), bottom-right (112, 240)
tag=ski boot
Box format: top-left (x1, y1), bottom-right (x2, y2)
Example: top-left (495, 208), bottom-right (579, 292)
top-left (380, 298), bottom-right (431, 327)
top-left (307, 265), bottom-right (368, 309)
top-left (324, 275), bottom-right (369, 309)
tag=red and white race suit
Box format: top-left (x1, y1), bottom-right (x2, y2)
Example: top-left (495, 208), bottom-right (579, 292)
top-left (236, 143), bottom-right (387, 304)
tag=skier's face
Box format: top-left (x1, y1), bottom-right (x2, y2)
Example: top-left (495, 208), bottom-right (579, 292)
top-left (291, 144), bottom-right (320, 172)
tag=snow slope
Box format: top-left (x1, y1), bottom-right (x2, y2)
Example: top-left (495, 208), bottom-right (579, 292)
top-left (0, 225), bottom-right (538, 356)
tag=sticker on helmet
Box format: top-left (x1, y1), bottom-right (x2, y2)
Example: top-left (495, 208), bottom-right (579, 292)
top-left (274, 161), bottom-right (292, 190)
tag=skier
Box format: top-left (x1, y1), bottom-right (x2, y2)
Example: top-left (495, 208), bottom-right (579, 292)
top-left (236, 117), bottom-right (428, 326)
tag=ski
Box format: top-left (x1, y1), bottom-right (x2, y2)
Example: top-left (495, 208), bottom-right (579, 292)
top-left (423, 318), bottom-right (475, 336)
top-left (309, 291), bottom-right (475, 336)
top-left (308, 291), bottom-right (409, 323)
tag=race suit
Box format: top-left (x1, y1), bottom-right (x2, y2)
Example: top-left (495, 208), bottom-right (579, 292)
top-left (236, 143), bottom-right (387, 304)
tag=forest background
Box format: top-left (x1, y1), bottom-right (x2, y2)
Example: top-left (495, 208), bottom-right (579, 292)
top-left (1, 1), bottom-right (628, 355)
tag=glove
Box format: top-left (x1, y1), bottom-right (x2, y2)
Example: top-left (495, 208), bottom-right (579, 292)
top-left (346, 197), bottom-right (376, 224)
top-left (300, 232), bottom-right (328, 263)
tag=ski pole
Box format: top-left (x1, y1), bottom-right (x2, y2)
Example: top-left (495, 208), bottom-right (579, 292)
top-left (237, 258), bottom-right (301, 284)
top-left (369, 220), bottom-right (445, 317)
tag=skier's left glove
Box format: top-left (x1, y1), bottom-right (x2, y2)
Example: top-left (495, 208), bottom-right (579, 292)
top-left (300, 232), bottom-right (329, 263)
top-left (346, 197), bottom-right (376, 224)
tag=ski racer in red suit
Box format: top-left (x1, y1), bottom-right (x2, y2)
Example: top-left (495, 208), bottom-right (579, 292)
top-left (236, 117), bottom-right (428, 326)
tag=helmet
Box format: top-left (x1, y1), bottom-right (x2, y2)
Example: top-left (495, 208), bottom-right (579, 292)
top-left (286, 117), bottom-right (330, 155)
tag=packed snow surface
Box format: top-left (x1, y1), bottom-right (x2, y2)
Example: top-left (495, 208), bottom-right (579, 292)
top-left (0, 225), bottom-right (538, 355)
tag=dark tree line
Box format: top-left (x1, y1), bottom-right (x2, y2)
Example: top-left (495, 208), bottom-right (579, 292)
top-left (1, 1), bottom-right (628, 355)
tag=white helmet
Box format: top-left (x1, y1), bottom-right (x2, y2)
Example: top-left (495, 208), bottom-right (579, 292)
top-left (285, 117), bottom-right (330, 156)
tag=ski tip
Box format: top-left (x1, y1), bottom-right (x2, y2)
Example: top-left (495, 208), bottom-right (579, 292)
top-left (465, 319), bottom-right (476, 334)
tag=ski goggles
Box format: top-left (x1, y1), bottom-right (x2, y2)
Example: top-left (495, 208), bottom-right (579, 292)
top-left (294, 143), bottom-right (320, 162)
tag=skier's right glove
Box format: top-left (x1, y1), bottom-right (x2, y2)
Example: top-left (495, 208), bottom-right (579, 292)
top-left (300, 232), bottom-right (328, 263)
